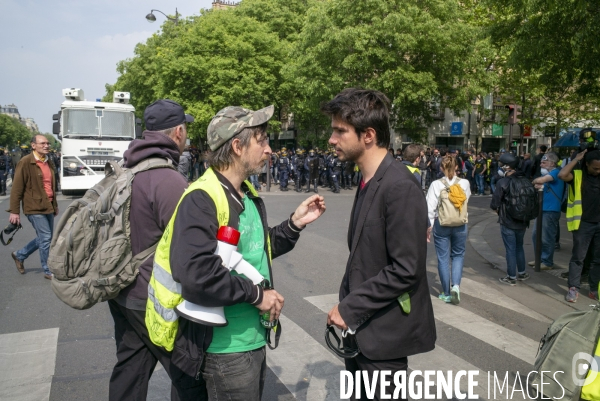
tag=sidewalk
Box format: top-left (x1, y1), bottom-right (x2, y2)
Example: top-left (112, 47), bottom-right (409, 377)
top-left (469, 208), bottom-right (592, 310)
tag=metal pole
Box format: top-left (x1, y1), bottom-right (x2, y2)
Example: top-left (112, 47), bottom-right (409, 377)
top-left (534, 185), bottom-right (544, 273)
top-left (267, 159), bottom-right (271, 192)
top-left (508, 123), bottom-right (513, 153)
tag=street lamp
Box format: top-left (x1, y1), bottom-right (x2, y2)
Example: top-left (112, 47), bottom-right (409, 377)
top-left (145, 8), bottom-right (179, 25)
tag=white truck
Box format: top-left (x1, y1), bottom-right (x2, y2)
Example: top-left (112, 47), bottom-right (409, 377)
top-left (52, 88), bottom-right (141, 195)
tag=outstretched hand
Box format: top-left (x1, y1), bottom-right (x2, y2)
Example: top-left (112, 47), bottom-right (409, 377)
top-left (291, 194), bottom-right (326, 229)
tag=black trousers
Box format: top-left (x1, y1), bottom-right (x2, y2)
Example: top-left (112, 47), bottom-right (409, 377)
top-left (344, 336), bottom-right (408, 401)
top-left (568, 221), bottom-right (600, 291)
top-left (108, 300), bottom-right (206, 401)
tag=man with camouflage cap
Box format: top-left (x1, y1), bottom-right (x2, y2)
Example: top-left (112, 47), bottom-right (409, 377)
top-left (147, 105), bottom-right (326, 401)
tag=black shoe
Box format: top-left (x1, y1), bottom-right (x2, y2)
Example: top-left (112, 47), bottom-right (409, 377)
top-left (560, 271), bottom-right (569, 279)
top-left (333, 190), bottom-right (340, 193)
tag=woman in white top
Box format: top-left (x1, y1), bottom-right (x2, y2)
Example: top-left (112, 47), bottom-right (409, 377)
top-left (426, 156), bottom-right (471, 304)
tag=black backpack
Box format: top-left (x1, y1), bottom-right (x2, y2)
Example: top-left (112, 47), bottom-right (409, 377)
top-left (505, 176), bottom-right (539, 221)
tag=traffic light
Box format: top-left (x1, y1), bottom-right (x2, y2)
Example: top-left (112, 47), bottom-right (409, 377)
top-left (505, 104), bottom-right (522, 125)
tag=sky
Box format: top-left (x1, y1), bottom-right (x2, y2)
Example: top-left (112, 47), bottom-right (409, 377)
top-left (0, 0), bottom-right (215, 133)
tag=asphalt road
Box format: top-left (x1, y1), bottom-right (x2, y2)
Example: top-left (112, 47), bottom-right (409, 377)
top-left (0, 188), bottom-right (580, 400)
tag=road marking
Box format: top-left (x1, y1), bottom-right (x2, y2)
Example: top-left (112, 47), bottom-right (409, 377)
top-left (304, 294), bottom-right (510, 400)
top-left (430, 295), bottom-right (538, 365)
top-left (0, 328), bottom-right (59, 401)
top-left (266, 314), bottom-right (344, 401)
top-left (459, 277), bottom-right (552, 323)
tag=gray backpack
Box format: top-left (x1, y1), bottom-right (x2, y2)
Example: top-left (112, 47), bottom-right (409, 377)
top-left (531, 305), bottom-right (600, 400)
top-left (48, 158), bottom-right (175, 310)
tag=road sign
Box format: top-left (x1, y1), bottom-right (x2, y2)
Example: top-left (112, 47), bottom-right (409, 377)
top-left (451, 122), bottom-right (463, 136)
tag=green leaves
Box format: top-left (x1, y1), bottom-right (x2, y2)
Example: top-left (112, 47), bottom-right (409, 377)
top-left (285, 0), bottom-right (494, 141)
top-left (0, 115), bottom-right (32, 149)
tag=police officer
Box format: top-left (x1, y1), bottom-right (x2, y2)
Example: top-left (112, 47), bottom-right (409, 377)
top-left (294, 149), bottom-right (306, 192)
top-left (304, 149), bottom-right (320, 193)
top-left (279, 150), bottom-right (291, 191)
top-left (270, 151), bottom-right (279, 184)
top-left (343, 160), bottom-right (355, 190)
top-left (331, 155), bottom-right (343, 193)
top-left (0, 148), bottom-right (12, 196)
top-left (319, 151), bottom-right (328, 187)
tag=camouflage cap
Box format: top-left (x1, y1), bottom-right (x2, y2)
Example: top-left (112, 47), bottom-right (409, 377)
top-left (207, 105), bottom-right (274, 151)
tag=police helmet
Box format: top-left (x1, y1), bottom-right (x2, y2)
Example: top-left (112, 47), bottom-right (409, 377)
top-left (281, 147), bottom-right (287, 152)
top-left (282, 151), bottom-right (288, 157)
top-left (499, 152), bottom-right (519, 169)
top-left (297, 149), bottom-right (304, 156)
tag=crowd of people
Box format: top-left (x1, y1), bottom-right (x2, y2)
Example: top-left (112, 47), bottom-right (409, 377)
top-left (4, 88), bottom-right (600, 400)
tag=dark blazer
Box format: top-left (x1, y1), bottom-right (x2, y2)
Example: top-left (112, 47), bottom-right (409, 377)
top-left (338, 153), bottom-right (436, 360)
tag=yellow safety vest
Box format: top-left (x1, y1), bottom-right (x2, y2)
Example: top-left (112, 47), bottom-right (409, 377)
top-left (145, 167), bottom-right (271, 351)
top-left (406, 164), bottom-right (419, 175)
top-left (566, 170), bottom-right (583, 232)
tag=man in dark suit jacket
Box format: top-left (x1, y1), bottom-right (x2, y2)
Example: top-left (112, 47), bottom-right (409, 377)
top-left (322, 89), bottom-right (436, 400)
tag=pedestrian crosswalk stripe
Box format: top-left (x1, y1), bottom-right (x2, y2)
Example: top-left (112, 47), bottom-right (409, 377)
top-left (0, 328), bottom-right (59, 401)
top-left (266, 314), bottom-right (344, 401)
top-left (430, 294), bottom-right (538, 365)
top-left (304, 293), bottom-right (513, 400)
top-left (458, 277), bottom-right (551, 323)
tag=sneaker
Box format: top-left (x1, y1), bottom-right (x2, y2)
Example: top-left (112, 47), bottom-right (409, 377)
top-left (499, 276), bottom-right (516, 285)
top-left (589, 291), bottom-right (599, 301)
top-left (517, 272), bottom-right (530, 281)
top-left (450, 285), bottom-right (460, 305)
top-left (566, 287), bottom-right (579, 303)
top-left (438, 294), bottom-right (452, 303)
top-left (540, 264), bottom-right (554, 270)
top-left (560, 271), bottom-right (569, 279)
top-left (528, 261), bottom-right (535, 267)
top-left (44, 273), bottom-right (53, 280)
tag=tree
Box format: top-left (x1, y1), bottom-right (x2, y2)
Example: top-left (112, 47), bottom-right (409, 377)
top-left (485, 0), bottom-right (600, 133)
top-left (285, 0), bottom-right (494, 142)
top-left (105, 3), bottom-right (304, 143)
top-left (0, 115), bottom-right (33, 150)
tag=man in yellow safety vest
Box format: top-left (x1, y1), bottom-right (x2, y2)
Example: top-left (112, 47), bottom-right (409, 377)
top-left (559, 148), bottom-right (600, 302)
top-left (146, 105), bottom-right (326, 401)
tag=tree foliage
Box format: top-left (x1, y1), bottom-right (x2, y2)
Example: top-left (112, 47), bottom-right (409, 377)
top-left (105, 1), bottom-right (312, 142)
top-left (0, 115), bottom-right (33, 149)
top-left (486, 0), bottom-right (600, 131)
top-left (285, 0), bottom-right (494, 142)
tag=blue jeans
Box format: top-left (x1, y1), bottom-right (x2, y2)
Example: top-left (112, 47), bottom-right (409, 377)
top-left (490, 175), bottom-right (498, 194)
top-left (433, 219), bottom-right (467, 296)
top-left (500, 225), bottom-right (526, 278)
top-left (531, 211), bottom-right (560, 266)
top-left (202, 347), bottom-right (266, 401)
top-left (249, 174), bottom-right (260, 190)
top-left (475, 174), bottom-right (485, 194)
top-left (16, 213), bottom-right (54, 274)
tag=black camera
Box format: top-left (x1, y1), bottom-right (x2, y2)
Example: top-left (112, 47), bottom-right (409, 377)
top-left (4, 222), bottom-right (20, 235)
top-left (1, 222), bottom-right (22, 246)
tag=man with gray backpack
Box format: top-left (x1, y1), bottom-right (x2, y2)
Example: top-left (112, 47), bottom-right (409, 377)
top-left (48, 99), bottom-right (204, 400)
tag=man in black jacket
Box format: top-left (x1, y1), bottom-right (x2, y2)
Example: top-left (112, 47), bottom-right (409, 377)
top-left (323, 89), bottom-right (435, 400)
top-left (109, 99), bottom-right (201, 400)
top-left (169, 105), bottom-right (326, 401)
top-left (491, 152), bottom-right (531, 285)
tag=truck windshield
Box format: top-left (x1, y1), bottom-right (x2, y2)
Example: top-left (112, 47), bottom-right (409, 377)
top-left (63, 109), bottom-right (134, 139)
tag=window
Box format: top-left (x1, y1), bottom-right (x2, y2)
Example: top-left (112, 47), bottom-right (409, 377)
top-left (63, 109), bottom-right (134, 138)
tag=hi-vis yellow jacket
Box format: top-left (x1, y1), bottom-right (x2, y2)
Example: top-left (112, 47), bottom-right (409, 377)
top-left (566, 170), bottom-right (583, 232)
top-left (145, 167), bottom-right (271, 351)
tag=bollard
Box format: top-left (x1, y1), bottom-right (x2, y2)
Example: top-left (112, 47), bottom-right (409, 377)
top-left (534, 185), bottom-right (544, 273)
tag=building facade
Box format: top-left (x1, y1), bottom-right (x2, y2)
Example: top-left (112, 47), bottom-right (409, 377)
top-left (0, 104), bottom-right (39, 133)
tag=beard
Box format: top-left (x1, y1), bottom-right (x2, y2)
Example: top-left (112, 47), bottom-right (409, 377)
top-left (241, 157), bottom-right (266, 178)
top-left (337, 142), bottom-right (364, 162)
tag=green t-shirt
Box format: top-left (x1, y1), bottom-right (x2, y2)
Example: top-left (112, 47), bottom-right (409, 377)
top-left (207, 195), bottom-right (271, 353)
